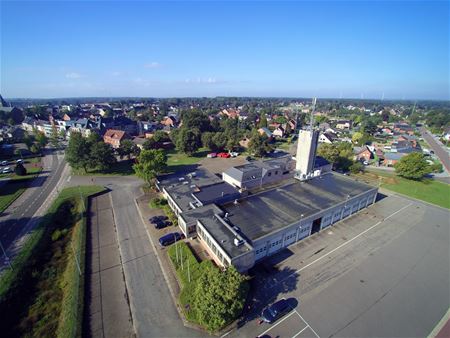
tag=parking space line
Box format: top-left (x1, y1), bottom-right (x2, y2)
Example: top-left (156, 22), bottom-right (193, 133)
top-left (257, 310), bottom-right (297, 337)
top-left (295, 310), bottom-right (320, 338)
top-left (292, 325), bottom-right (309, 338)
top-left (266, 203), bottom-right (413, 290)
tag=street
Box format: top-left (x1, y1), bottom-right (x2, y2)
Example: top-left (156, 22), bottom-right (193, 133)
top-left (420, 127), bottom-right (450, 173)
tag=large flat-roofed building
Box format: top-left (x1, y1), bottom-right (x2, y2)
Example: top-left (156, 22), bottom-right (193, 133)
top-left (156, 120), bottom-right (378, 272)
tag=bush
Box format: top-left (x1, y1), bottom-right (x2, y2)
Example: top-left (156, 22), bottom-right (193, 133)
top-left (149, 197), bottom-right (168, 209)
top-left (14, 163), bottom-right (27, 176)
top-left (349, 161), bottom-right (364, 174)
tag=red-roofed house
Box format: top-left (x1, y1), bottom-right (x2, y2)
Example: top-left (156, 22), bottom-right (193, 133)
top-left (103, 129), bottom-right (128, 148)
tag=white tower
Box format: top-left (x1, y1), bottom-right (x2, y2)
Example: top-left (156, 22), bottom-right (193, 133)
top-left (295, 98), bottom-right (319, 181)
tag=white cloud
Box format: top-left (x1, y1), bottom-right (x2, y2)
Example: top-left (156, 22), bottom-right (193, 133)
top-left (144, 62), bottom-right (162, 69)
top-left (65, 72), bottom-right (83, 79)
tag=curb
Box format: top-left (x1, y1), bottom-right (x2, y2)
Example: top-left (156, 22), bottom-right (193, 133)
top-left (133, 195), bottom-right (202, 333)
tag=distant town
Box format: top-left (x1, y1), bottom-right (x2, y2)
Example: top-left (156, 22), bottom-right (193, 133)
top-left (0, 93), bottom-right (449, 338)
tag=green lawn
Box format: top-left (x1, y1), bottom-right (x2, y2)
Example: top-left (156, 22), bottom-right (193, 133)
top-left (355, 169), bottom-right (450, 209)
top-left (0, 186), bottom-right (105, 338)
top-left (72, 160), bottom-right (134, 176)
top-left (0, 166), bottom-right (43, 214)
top-left (167, 242), bottom-right (215, 324)
top-left (166, 148), bottom-right (209, 172)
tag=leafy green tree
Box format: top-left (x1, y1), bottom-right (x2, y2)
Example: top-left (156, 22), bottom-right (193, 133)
top-left (258, 114), bottom-right (268, 128)
top-left (181, 109), bottom-right (211, 132)
top-left (201, 132), bottom-right (216, 150)
top-left (352, 132), bottom-right (363, 144)
top-left (152, 130), bottom-right (169, 143)
top-left (248, 130), bottom-right (271, 157)
top-left (349, 161), bottom-right (364, 174)
top-left (175, 128), bottom-right (201, 155)
top-left (394, 152), bottom-right (432, 179)
top-left (118, 139), bottom-right (137, 160)
top-left (14, 163), bottom-right (27, 176)
top-left (35, 132), bottom-right (48, 149)
top-left (317, 143), bottom-right (340, 164)
top-left (133, 149), bottom-right (167, 185)
top-left (30, 144), bottom-right (41, 154)
top-left (89, 141), bottom-right (116, 171)
top-left (212, 132), bottom-right (227, 151)
top-left (143, 138), bottom-right (157, 150)
top-left (65, 132), bottom-right (90, 172)
top-left (193, 266), bottom-right (248, 332)
top-left (24, 134), bottom-right (34, 151)
top-left (49, 128), bottom-right (59, 148)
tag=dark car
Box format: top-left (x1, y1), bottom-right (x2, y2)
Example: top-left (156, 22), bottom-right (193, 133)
top-left (150, 215), bottom-right (168, 223)
top-left (154, 220), bottom-right (173, 229)
top-left (158, 232), bottom-right (182, 246)
top-left (260, 298), bottom-right (290, 323)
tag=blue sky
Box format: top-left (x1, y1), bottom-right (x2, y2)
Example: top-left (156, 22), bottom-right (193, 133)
top-left (1, 1), bottom-right (449, 99)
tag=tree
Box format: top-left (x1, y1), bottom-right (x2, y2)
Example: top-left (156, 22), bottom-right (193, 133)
top-left (152, 130), bottom-right (169, 143)
top-left (258, 114), bottom-right (268, 128)
top-left (212, 132), bottom-right (227, 151)
top-left (351, 132), bottom-right (363, 144)
top-left (175, 128), bottom-right (201, 155)
top-left (118, 139), bottom-right (137, 160)
top-left (14, 163), bottom-right (27, 176)
top-left (193, 266), bottom-right (248, 332)
top-left (394, 152), bottom-right (432, 180)
top-left (317, 143), bottom-right (340, 164)
top-left (248, 130), bottom-right (271, 157)
top-left (133, 149), bottom-right (167, 186)
top-left (30, 144), bottom-right (41, 154)
top-left (65, 132), bottom-right (90, 172)
top-left (24, 134), bottom-right (35, 151)
top-left (35, 132), bottom-right (48, 149)
top-left (349, 161), bottom-right (364, 174)
top-left (201, 132), bottom-right (216, 150)
top-left (49, 128), bottom-right (59, 148)
top-left (180, 109), bottom-right (211, 132)
top-left (89, 141), bottom-right (116, 171)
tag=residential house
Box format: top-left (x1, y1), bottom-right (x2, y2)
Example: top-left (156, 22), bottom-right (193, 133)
top-left (103, 129), bottom-right (129, 149)
top-left (383, 152), bottom-right (405, 167)
top-left (272, 126), bottom-right (285, 138)
top-left (318, 132), bottom-right (337, 144)
top-left (393, 123), bottom-right (414, 135)
top-left (161, 116), bottom-right (177, 128)
top-left (355, 146), bottom-right (373, 162)
top-left (258, 127), bottom-right (273, 140)
top-left (132, 137), bottom-right (147, 150)
top-left (335, 120), bottom-right (352, 130)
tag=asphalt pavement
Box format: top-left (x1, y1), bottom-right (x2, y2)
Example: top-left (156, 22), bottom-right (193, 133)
top-left (420, 127), bottom-right (450, 173)
top-left (0, 149), bottom-right (67, 266)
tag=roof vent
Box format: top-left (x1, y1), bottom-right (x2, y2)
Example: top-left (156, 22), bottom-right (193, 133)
top-left (234, 238), bottom-right (244, 247)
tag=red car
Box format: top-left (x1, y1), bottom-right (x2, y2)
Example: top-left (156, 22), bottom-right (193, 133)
top-left (218, 152), bottom-right (231, 158)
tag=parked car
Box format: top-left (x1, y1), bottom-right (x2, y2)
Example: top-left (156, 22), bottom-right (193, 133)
top-left (229, 151), bottom-right (239, 157)
top-left (218, 152), bottom-right (231, 158)
top-left (260, 298), bottom-right (290, 323)
top-left (154, 220), bottom-right (172, 229)
top-left (1, 167), bottom-right (12, 174)
top-left (150, 215), bottom-right (168, 223)
top-left (207, 152), bottom-right (217, 158)
top-left (159, 232), bottom-right (182, 246)
top-left (1, 161), bottom-right (8, 166)
top-left (16, 159), bottom-right (23, 164)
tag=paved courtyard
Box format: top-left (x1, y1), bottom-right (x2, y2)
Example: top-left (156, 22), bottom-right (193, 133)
top-left (226, 193), bottom-right (450, 338)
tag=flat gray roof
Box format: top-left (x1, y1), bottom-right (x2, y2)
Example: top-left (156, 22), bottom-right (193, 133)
top-left (223, 173), bottom-right (376, 242)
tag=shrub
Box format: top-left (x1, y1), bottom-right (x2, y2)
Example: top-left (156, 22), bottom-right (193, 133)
top-left (14, 163), bottom-right (27, 176)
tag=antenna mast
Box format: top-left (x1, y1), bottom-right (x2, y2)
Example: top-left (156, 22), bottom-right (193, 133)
top-left (310, 97), bottom-right (317, 130)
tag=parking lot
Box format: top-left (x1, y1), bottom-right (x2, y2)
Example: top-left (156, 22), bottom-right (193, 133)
top-left (227, 193), bottom-right (449, 338)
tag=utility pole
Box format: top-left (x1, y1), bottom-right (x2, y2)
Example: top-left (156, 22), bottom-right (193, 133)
top-left (174, 234), bottom-right (179, 264)
top-left (0, 240), bottom-right (13, 271)
top-left (187, 260), bottom-right (191, 283)
top-left (71, 241), bottom-right (82, 276)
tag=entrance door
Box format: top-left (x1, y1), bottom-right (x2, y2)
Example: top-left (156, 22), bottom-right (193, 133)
top-left (311, 218), bottom-right (322, 234)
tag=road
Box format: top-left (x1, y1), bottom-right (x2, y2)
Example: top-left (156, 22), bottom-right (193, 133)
top-left (420, 127), bottom-right (450, 173)
top-left (68, 176), bottom-right (204, 338)
top-left (0, 149), bottom-right (67, 266)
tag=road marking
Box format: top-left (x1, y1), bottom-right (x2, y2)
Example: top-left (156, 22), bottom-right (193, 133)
top-left (257, 310), bottom-right (297, 337)
top-left (295, 310), bottom-right (320, 338)
top-left (220, 329), bottom-right (233, 338)
top-left (267, 202), bottom-right (413, 290)
top-left (291, 325), bottom-right (309, 338)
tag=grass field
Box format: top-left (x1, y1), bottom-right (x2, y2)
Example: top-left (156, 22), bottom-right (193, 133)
top-left (0, 186), bottom-right (105, 338)
top-left (72, 160), bottom-right (134, 176)
top-left (0, 165), bottom-right (43, 214)
top-left (354, 169), bottom-right (450, 209)
top-left (166, 148), bottom-right (209, 172)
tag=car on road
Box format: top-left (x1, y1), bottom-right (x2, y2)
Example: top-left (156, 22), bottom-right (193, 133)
top-left (218, 152), bottom-right (231, 158)
top-left (229, 151), bottom-right (239, 157)
top-left (1, 160), bottom-right (8, 166)
top-left (159, 232), bottom-right (182, 246)
top-left (16, 159), bottom-right (23, 164)
top-left (150, 215), bottom-right (168, 223)
top-left (1, 167), bottom-right (12, 174)
top-left (260, 298), bottom-right (290, 323)
top-left (207, 152), bottom-right (217, 158)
